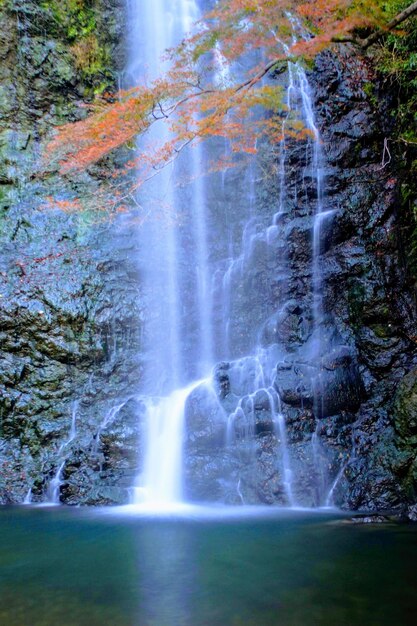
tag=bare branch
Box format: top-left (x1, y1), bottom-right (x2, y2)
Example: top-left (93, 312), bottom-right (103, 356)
top-left (397, 137), bottom-right (417, 146)
top-left (377, 138), bottom-right (392, 170)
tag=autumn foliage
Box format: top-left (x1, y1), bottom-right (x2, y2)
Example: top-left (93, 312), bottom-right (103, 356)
top-left (45, 0), bottom-right (417, 191)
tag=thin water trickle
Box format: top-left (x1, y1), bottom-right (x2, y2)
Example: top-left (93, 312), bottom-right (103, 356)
top-left (325, 464), bottom-right (346, 507)
top-left (271, 391), bottom-right (295, 507)
top-left (93, 399), bottom-right (132, 456)
top-left (46, 401), bottom-right (78, 505)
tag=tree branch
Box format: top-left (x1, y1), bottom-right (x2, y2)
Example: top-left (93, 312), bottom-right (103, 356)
top-left (330, 1), bottom-right (417, 48)
top-left (361, 0), bottom-right (417, 48)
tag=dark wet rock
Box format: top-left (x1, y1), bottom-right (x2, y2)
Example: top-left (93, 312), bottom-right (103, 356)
top-left (394, 369), bottom-right (417, 441)
top-left (408, 504), bottom-right (417, 522)
top-left (0, 0), bottom-right (144, 506)
top-left (261, 299), bottom-right (310, 348)
top-left (212, 362), bottom-right (232, 399)
top-left (274, 346), bottom-right (363, 418)
top-left (184, 382), bottom-right (234, 499)
top-left (185, 382), bottom-right (227, 450)
top-left (350, 515), bottom-right (391, 524)
top-left (274, 361), bottom-right (315, 407)
top-left (391, 369), bottom-right (417, 504)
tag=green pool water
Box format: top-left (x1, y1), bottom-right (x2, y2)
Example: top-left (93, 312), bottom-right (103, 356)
top-left (0, 507), bottom-right (416, 626)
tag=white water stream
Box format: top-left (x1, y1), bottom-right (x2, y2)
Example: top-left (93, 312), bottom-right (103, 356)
top-left (133, 380), bottom-right (206, 507)
top-left (127, 0), bottom-right (216, 507)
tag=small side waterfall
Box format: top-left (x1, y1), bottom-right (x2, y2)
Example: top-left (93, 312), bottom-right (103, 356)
top-left (23, 488), bottom-right (32, 505)
top-left (46, 401), bottom-right (78, 505)
top-left (273, 394), bottom-right (295, 507)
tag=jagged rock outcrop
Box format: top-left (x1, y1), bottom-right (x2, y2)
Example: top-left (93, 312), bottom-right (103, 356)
top-left (311, 48), bottom-right (417, 514)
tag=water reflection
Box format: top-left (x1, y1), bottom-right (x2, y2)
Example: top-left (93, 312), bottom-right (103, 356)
top-left (136, 524), bottom-right (198, 626)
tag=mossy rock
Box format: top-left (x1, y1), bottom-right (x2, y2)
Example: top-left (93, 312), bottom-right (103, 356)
top-left (394, 368), bottom-right (417, 444)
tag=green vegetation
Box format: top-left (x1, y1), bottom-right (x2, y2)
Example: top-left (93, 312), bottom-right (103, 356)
top-left (40, 0), bottom-right (97, 40)
top-left (347, 280), bottom-right (366, 330)
top-left (373, 1), bottom-right (417, 283)
top-left (39, 0), bottom-right (113, 93)
top-left (377, 1), bottom-right (417, 141)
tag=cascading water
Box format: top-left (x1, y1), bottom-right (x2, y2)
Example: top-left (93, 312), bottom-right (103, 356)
top-left (135, 380), bottom-right (206, 506)
top-left (211, 47), bottom-right (335, 506)
top-left (127, 2), bottom-right (342, 509)
top-left (45, 401), bottom-right (78, 504)
top-left (127, 0), bottom-right (216, 506)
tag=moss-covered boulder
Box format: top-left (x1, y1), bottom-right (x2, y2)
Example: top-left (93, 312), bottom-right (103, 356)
top-left (394, 369), bottom-right (417, 442)
top-left (393, 369), bottom-right (417, 500)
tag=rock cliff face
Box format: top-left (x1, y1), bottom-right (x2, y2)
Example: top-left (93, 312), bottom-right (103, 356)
top-left (311, 49), bottom-right (417, 513)
top-left (0, 0), bottom-right (142, 505)
top-left (183, 48), bottom-right (417, 515)
top-left (0, 3), bottom-right (416, 514)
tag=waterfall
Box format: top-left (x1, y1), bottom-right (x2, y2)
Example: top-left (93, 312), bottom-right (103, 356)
top-left (23, 488), bottom-right (32, 505)
top-left (46, 401), bottom-right (78, 505)
top-left (134, 380), bottom-right (206, 507)
top-left (127, 0), bottom-right (216, 506)
top-left (128, 2), bottom-right (335, 509)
